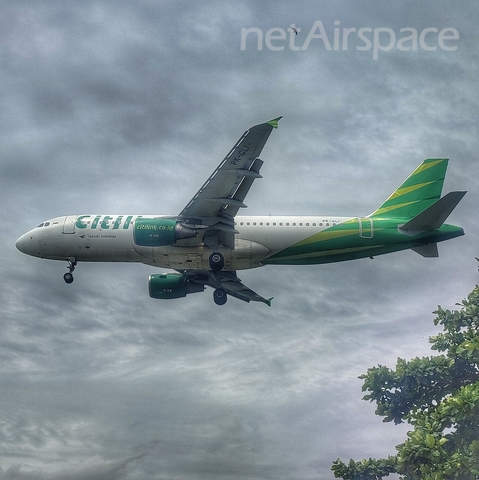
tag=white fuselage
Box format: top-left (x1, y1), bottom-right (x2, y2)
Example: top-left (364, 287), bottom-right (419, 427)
top-left (16, 214), bottom-right (353, 271)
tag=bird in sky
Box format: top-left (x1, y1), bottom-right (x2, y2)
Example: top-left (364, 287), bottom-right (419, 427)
top-left (289, 26), bottom-right (299, 35)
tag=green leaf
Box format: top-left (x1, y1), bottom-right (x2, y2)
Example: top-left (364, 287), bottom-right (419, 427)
top-left (426, 434), bottom-right (436, 448)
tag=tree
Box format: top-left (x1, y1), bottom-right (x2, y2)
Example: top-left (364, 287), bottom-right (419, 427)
top-left (331, 281), bottom-right (479, 480)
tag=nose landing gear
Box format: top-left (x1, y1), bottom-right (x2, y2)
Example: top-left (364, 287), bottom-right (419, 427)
top-left (63, 258), bottom-right (77, 284)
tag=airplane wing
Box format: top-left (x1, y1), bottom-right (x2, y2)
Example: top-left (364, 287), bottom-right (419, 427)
top-left (182, 270), bottom-right (273, 306)
top-left (210, 271), bottom-right (273, 306)
top-left (178, 117), bottom-right (281, 249)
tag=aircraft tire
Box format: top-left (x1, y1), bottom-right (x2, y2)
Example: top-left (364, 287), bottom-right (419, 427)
top-left (209, 252), bottom-right (224, 272)
top-left (63, 272), bottom-right (74, 284)
top-left (213, 288), bottom-right (227, 305)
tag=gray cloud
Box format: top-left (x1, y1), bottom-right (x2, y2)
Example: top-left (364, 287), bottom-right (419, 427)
top-left (1, 1), bottom-right (478, 479)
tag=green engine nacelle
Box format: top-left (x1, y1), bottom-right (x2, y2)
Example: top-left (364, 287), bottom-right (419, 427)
top-left (134, 218), bottom-right (196, 246)
top-left (149, 273), bottom-right (204, 299)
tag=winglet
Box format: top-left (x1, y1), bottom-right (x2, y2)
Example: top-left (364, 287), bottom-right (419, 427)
top-left (266, 297), bottom-right (274, 307)
top-left (266, 117), bottom-right (282, 129)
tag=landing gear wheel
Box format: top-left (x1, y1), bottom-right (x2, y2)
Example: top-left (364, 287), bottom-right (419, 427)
top-left (64, 258), bottom-right (77, 284)
top-left (63, 272), bottom-right (74, 284)
top-left (209, 252), bottom-right (224, 272)
top-left (213, 288), bottom-right (227, 305)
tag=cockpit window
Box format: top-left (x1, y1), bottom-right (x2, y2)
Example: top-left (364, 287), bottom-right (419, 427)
top-left (37, 223), bottom-right (44, 228)
top-left (44, 222), bottom-right (50, 226)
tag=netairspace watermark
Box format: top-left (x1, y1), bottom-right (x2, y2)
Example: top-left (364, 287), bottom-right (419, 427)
top-left (240, 21), bottom-right (459, 60)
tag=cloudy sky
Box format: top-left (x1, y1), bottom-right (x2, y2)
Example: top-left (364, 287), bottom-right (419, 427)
top-left (1, 1), bottom-right (478, 479)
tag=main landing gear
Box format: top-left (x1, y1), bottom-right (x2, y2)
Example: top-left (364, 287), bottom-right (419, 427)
top-left (213, 287), bottom-right (227, 306)
top-left (209, 251), bottom-right (227, 306)
top-left (209, 251), bottom-right (225, 272)
top-left (63, 258), bottom-right (77, 284)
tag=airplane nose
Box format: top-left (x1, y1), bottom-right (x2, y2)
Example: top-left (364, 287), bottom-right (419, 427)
top-left (15, 235), bottom-right (26, 253)
top-left (16, 232), bottom-right (37, 256)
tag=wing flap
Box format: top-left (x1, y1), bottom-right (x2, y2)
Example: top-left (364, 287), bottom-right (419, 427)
top-left (223, 158), bottom-right (264, 217)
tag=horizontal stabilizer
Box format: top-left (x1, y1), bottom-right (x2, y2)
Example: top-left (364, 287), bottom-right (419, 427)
top-left (400, 191), bottom-right (466, 233)
top-left (412, 243), bottom-right (439, 257)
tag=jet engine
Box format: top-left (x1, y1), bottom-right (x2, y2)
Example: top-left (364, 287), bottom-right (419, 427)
top-left (149, 273), bottom-right (204, 299)
top-left (134, 218), bottom-right (196, 246)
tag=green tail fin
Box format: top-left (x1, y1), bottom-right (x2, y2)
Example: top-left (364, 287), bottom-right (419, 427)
top-left (369, 158), bottom-right (448, 218)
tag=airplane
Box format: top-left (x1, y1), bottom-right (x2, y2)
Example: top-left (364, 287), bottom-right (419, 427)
top-left (15, 117), bottom-right (466, 306)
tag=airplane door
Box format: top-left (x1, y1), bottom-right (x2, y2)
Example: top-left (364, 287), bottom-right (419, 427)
top-left (62, 216), bottom-right (76, 234)
top-left (358, 217), bottom-right (374, 239)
